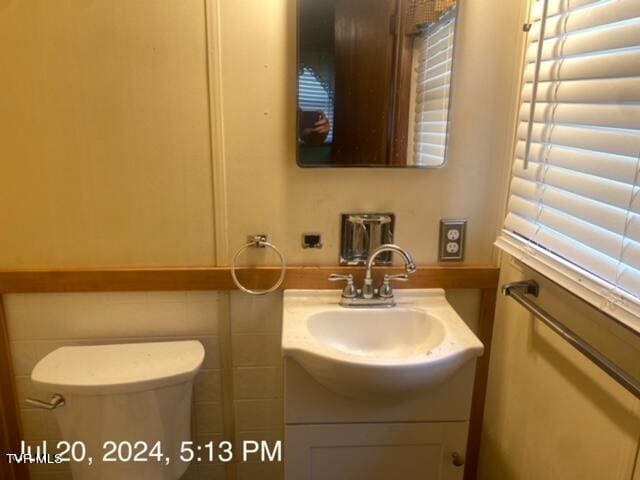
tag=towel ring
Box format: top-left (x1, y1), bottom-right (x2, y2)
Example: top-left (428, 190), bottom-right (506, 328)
top-left (230, 235), bottom-right (286, 295)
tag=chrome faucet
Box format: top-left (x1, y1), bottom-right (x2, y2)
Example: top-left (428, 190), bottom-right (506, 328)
top-left (329, 244), bottom-right (417, 308)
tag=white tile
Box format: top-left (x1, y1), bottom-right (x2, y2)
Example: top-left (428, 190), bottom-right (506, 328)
top-left (237, 462), bottom-right (283, 480)
top-left (196, 464), bottom-right (227, 480)
top-left (231, 334), bottom-right (281, 367)
top-left (197, 336), bottom-right (221, 369)
top-left (11, 341), bottom-right (57, 376)
top-left (5, 291), bottom-right (219, 340)
top-left (233, 367), bottom-right (282, 399)
top-left (234, 399), bottom-right (283, 432)
top-left (6, 301), bottom-right (78, 340)
top-left (186, 293), bottom-right (220, 335)
top-left (194, 369), bottom-right (222, 403)
top-left (445, 289), bottom-right (481, 333)
top-left (230, 293), bottom-right (282, 334)
top-left (29, 471), bottom-right (73, 480)
top-left (194, 403), bottom-right (224, 434)
top-left (180, 463), bottom-right (200, 480)
top-left (20, 409), bottom-right (61, 441)
top-left (104, 301), bottom-right (189, 337)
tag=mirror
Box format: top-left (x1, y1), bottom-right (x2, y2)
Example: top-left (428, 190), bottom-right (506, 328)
top-left (297, 0), bottom-right (459, 168)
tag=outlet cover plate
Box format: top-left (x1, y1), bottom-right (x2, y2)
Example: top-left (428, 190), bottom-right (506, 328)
top-left (439, 219), bottom-right (466, 261)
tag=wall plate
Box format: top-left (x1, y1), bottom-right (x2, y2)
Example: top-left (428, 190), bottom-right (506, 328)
top-left (302, 233), bottom-right (323, 249)
top-left (439, 220), bottom-right (466, 261)
top-left (340, 213), bottom-right (395, 265)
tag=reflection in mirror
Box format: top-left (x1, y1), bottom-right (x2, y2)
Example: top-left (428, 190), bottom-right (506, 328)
top-left (297, 0), bottom-right (458, 168)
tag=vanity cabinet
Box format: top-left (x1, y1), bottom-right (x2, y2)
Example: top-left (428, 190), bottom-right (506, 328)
top-left (286, 422), bottom-right (467, 480)
top-left (284, 358), bottom-right (475, 479)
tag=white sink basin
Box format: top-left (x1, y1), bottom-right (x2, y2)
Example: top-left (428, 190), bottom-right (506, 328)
top-left (282, 289), bottom-right (483, 400)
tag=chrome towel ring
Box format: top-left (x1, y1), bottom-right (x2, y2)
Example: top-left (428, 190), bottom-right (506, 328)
top-left (230, 235), bottom-right (286, 295)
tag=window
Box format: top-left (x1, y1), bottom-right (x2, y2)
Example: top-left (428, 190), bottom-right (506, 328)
top-left (409, 7), bottom-right (456, 167)
top-left (298, 66), bottom-right (334, 143)
top-left (497, 0), bottom-right (640, 332)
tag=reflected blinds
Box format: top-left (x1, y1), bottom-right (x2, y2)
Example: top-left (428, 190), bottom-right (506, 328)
top-left (298, 67), bottom-right (334, 142)
top-left (412, 10), bottom-right (456, 166)
top-left (499, 0), bottom-right (640, 324)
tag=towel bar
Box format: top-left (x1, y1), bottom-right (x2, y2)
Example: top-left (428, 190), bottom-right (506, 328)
top-left (502, 280), bottom-right (640, 399)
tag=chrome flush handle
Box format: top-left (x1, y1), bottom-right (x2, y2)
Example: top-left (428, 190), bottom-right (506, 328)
top-left (328, 274), bottom-right (357, 298)
top-left (26, 394), bottom-right (65, 410)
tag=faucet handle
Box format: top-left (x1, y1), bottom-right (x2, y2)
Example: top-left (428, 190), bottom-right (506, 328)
top-left (379, 273), bottom-right (409, 298)
top-left (384, 273), bottom-right (409, 282)
top-left (328, 274), bottom-right (357, 298)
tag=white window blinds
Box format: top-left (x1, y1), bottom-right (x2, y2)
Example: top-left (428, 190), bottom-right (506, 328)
top-left (497, 0), bottom-right (640, 331)
top-left (411, 9), bottom-right (456, 166)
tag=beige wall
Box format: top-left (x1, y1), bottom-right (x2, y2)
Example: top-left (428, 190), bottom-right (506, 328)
top-left (0, 0), bottom-right (525, 269)
top-left (480, 256), bottom-right (640, 480)
top-left (218, 0), bottom-right (525, 266)
top-left (0, 0), bottom-right (215, 268)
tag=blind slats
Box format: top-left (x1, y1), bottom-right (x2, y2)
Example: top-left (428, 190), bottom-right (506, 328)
top-left (529, 0), bottom-right (640, 42)
top-left (516, 121), bottom-right (640, 159)
top-left (532, 0), bottom-right (601, 20)
top-left (526, 17), bottom-right (640, 64)
top-left (524, 48), bottom-right (640, 83)
top-left (512, 158), bottom-right (639, 213)
top-left (518, 103), bottom-right (640, 131)
top-left (418, 46), bottom-right (453, 71)
top-left (415, 120), bottom-right (448, 134)
top-left (514, 140), bottom-right (640, 184)
top-left (411, 14), bottom-right (455, 166)
top-left (500, 0), bottom-right (640, 317)
top-left (510, 176), bottom-right (640, 242)
top-left (521, 77), bottom-right (640, 104)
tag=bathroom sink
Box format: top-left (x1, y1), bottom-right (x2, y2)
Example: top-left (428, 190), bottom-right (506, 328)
top-left (282, 289), bottom-right (483, 400)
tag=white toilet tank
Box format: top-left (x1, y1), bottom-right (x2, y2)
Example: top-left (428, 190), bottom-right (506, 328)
top-left (31, 341), bottom-right (204, 480)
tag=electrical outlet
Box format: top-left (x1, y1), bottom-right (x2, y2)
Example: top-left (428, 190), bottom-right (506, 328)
top-left (439, 220), bottom-right (466, 261)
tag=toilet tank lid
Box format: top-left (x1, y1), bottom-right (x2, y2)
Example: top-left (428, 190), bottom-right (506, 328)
top-left (31, 341), bottom-right (205, 395)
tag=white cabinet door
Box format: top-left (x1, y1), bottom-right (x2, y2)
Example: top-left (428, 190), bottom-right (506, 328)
top-left (285, 422), bottom-right (468, 480)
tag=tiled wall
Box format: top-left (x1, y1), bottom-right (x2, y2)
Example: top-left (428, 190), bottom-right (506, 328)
top-left (5, 289), bottom-right (480, 480)
top-left (230, 293), bottom-right (284, 480)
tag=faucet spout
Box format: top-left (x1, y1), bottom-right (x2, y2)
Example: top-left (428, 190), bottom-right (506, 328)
top-left (363, 244), bottom-right (416, 299)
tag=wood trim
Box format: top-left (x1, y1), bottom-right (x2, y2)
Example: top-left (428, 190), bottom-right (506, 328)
top-left (0, 296), bottom-right (30, 480)
top-left (390, 0), bottom-right (415, 165)
top-left (204, 0), bottom-right (230, 266)
top-left (465, 288), bottom-right (498, 480)
top-left (0, 266), bottom-right (499, 293)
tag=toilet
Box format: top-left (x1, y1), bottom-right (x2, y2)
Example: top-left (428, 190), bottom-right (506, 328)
top-left (31, 340), bottom-right (204, 480)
